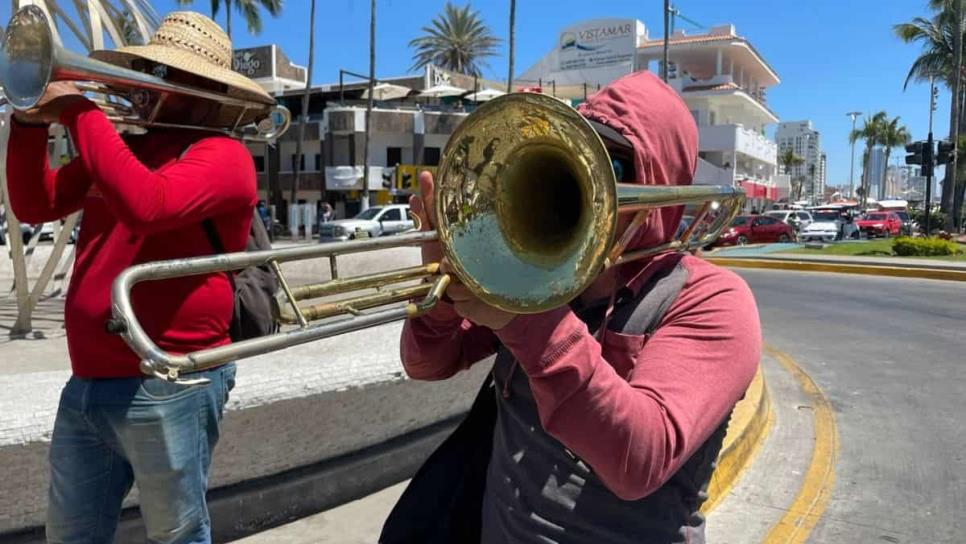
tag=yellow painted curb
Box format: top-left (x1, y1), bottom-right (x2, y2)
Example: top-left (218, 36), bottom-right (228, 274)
top-left (705, 257), bottom-right (966, 282)
top-left (702, 364), bottom-right (773, 514)
top-left (762, 345), bottom-right (839, 544)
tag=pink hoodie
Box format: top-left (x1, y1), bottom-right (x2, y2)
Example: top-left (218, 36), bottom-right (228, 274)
top-left (401, 71), bottom-right (761, 500)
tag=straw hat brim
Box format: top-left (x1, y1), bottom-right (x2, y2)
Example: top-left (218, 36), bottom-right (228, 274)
top-left (91, 46), bottom-right (274, 106)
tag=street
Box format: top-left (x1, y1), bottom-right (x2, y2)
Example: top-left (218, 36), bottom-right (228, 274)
top-left (737, 269), bottom-right (966, 542)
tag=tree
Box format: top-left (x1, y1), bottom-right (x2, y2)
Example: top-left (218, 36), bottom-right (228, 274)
top-left (409, 2), bottom-right (501, 76)
top-left (778, 148), bottom-right (804, 202)
top-left (895, 0), bottom-right (963, 229)
top-left (291, 0), bottom-right (317, 211)
top-left (849, 111), bottom-right (887, 207)
top-left (778, 147), bottom-right (804, 176)
top-left (177, 0), bottom-right (281, 37)
top-left (878, 116), bottom-right (912, 199)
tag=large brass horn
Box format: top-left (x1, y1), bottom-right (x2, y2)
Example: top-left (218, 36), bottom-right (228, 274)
top-left (0, 6), bottom-right (290, 141)
top-left (109, 92), bottom-right (744, 384)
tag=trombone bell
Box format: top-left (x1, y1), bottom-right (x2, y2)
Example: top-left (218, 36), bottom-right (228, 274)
top-left (0, 6), bottom-right (290, 142)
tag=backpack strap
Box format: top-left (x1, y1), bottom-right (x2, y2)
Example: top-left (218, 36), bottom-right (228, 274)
top-left (607, 253), bottom-right (689, 336)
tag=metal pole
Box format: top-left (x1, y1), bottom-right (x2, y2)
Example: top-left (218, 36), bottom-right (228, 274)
top-left (507, 0), bottom-right (516, 92)
top-left (662, 0), bottom-right (670, 83)
top-left (361, 0), bottom-right (376, 211)
top-left (847, 111), bottom-right (862, 199)
top-left (926, 77), bottom-right (936, 235)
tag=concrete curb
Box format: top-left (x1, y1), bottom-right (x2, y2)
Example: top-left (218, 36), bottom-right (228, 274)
top-left (705, 256), bottom-right (966, 282)
top-left (703, 365), bottom-right (773, 514)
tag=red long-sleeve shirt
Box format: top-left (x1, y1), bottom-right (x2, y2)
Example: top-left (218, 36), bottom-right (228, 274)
top-left (401, 254), bottom-right (761, 500)
top-left (6, 100), bottom-right (256, 377)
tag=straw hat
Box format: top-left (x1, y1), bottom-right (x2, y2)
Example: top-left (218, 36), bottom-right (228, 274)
top-left (91, 11), bottom-right (273, 107)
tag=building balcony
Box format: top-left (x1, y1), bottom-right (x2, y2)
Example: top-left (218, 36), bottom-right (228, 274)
top-left (699, 124), bottom-right (777, 165)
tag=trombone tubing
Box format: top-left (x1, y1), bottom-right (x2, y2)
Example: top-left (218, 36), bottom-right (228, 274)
top-left (111, 231), bottom-right (438, 378)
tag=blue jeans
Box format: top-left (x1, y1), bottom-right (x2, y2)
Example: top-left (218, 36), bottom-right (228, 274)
top-left (46, 364), bottom-right (236, 544)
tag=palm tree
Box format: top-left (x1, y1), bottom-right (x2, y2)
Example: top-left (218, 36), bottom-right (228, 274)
top-left (778, 147), bottom-right (804, 176)
top-left (849, 111), bottom-right (887, 206)
top-left (177, 0), bottom-right (282, 37)
top-left (895, 0), bottom-right (963, 228)
top-left (291, 0), bottom-right (316, 210)
top-left (878, 116), bottom-right (912, 199)
top-left (409, 2), bottom-right (501, 76)
top-left (778, 148), bottom-right (804, 202)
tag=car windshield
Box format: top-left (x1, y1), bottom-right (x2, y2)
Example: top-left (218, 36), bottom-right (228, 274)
top-left (895, 211), bottom-right (910, 220)
top-left (354, 207), bottom-right (383, 220)
top-left (811, 211), bottom-right (840, 222)
top-left (731, 216), bottom-right (751, 226)
top-left (764, 212), bottom-right (785, 219)
top-left (866, 213), bottom-right (888, 220)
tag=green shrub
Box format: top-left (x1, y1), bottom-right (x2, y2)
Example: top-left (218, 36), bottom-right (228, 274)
top-left (892, 236), bottom-right (961, 256)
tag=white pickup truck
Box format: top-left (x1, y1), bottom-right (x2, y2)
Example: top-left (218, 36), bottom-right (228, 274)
top-left (318, 204), bottom-right (414, 242)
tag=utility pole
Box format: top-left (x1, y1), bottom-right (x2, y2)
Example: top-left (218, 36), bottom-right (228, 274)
top-left (361, 0), bottom-right (376, 212)
top-left (949, 0), bottom-right (963, 231)
top-left (507, 0), bottom-right (516, 92)
top-left (926, 77), bottom-right (937, 235)
top-left (847, 112), bottom-right (862, 199)
top-left (662, 0), bottom-right (670, 82)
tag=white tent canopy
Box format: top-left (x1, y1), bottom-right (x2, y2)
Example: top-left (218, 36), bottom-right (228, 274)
top-left (418, 84), bottom-right (467, 98)
top-left (362, 83), bottom-right (412, 101)
top-left (465, 88), bottom-right (506, 102)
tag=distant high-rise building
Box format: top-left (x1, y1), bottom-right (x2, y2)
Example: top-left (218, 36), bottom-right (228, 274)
top-left (776, 121), bottom-right (823, 202)
top-left (867, 148), bottom-right (888, 200)
top-left (886, 165), bottom-right (919, 199)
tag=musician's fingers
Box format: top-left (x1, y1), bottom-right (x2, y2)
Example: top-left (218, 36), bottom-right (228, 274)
top-left (418, 170), bottom-right (438, 229)
top-left (408, 193), bottom-right (430, 232)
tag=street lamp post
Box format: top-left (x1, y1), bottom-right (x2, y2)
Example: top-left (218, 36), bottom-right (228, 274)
top-left (847, 111), bottom-right (862, 199)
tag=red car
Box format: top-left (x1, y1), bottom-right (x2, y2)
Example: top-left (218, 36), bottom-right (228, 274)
top-left (715, 215), bottom-right (796, 246)
top-left (855, 212), bottom-right (902, 238)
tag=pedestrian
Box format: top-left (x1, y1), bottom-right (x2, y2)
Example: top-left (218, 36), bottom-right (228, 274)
top-left (257, 199), bottom-right (271, 232)
top-left (6, 12), bottom-right (266, 543)
top-left (383, 71), bottom-right (762, 543)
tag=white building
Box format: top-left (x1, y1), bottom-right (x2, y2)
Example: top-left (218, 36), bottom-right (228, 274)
top-left (776, 121), bottom-right (824, 203)
top-left (518, 21), bottom-right (782, 211)
top-left (636, 26), bottom-right (781, 211)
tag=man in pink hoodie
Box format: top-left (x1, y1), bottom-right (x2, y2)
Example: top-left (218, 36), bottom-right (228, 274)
top-left (397, 71), bottom-right (761, 543)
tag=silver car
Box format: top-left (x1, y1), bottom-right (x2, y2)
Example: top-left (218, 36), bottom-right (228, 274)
top-left (318, 204), bottom-right (414, 242)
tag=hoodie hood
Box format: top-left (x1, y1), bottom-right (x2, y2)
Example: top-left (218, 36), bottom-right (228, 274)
top-left (577, 71), bottom-right (698, 252)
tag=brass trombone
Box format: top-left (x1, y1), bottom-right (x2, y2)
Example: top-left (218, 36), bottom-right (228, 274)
top-left (0, 6), bottom-right (290, 141)
top-left (109, 92), bottom-right (744, 384)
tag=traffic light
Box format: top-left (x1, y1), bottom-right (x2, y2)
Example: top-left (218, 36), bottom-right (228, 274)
top-left (905, 141), bottom-right (934, 176)
top-left (936, 140), bottom-right (955, 165)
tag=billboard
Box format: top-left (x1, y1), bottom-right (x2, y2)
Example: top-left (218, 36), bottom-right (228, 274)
top-left (557, 19), bottom-right (638, 72)
top-left (232, 46), bottom-right (273, 79)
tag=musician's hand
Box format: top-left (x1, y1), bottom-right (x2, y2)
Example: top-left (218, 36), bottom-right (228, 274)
top-left (441, 260), bottom-right (516, 331)
top-left (410, 170), bottom-right (443, 266)
top-left (13, 82), bottom-right (87, 125)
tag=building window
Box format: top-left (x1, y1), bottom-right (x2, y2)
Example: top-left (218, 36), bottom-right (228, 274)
top-left (253, 156), bottom-right (266, 172)
top-left (314, 153), bottom-right (322, 171)
top-left (290, 154), bottom-right (306, 172)
top-left (424, 147), bottom-right (441, 166)
top-left (387, 147), bottom-right (402, 167)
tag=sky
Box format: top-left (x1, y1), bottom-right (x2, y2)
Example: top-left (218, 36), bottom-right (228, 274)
top-left (3, 0), bottom-right (951, 186)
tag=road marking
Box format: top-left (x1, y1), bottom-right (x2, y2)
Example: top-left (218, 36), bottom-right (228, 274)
top-left (706, 257), bottom-right (966, 282)
top-left (763, 344), bottom-right (839, 544)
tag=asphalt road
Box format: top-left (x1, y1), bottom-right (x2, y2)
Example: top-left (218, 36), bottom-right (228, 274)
top-left (736, 269), bottom-right (966, 543)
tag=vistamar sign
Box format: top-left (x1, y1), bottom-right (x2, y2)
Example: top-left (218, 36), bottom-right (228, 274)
top-left (557, 18), bottom-right (638, 72)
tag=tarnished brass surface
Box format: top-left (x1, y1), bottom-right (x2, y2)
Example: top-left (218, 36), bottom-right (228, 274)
top-left (435, 92), bottom-right (617, 313)
top-left (0, 6), bottom-right (290, 141)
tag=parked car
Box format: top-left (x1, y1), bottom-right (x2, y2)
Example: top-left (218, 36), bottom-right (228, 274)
top-left (764, 210), bottom-right (813, 233)
top-left (715, 215), bottom-right (795, 246)
top-left (800, 209), bottom-right (850, 242)
top-left (318, 204), bottom-right (414, 242)
top-left (855, 211), bottom-right (902, 238)
top-left (892, 210), bottom-right (917, 235)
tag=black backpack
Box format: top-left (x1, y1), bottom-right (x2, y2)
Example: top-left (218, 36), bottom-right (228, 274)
top-left (202, 209), bottom-right (279, 342)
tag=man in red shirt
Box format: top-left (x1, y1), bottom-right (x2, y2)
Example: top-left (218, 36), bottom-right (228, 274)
top-left (6, 12), bottom-right (267, 543)
top-left (393, 72), bottom-right (762, 543)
